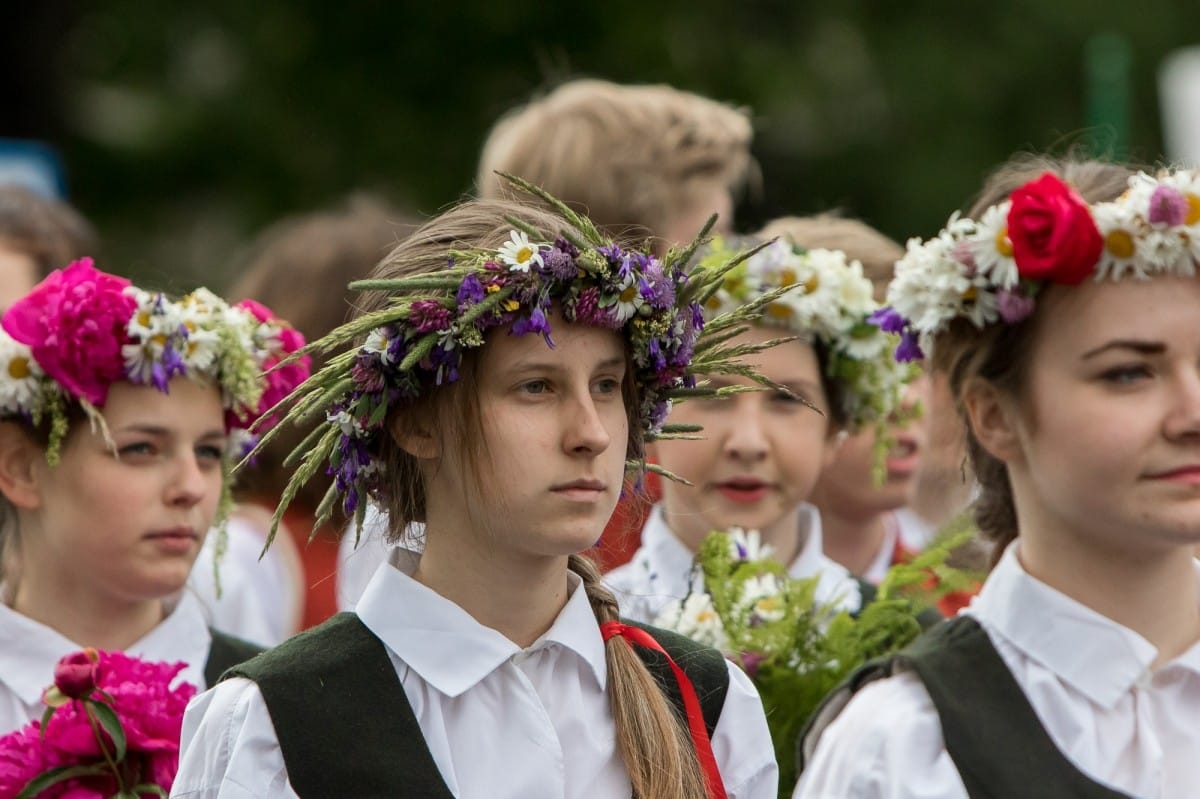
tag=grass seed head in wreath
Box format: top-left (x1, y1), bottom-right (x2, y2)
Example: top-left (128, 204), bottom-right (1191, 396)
top-left (249, 176), bottom-right (793, 546)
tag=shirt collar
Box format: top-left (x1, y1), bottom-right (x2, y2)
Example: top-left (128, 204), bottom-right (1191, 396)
top-left (639, 503), bottom-right (860, 611)
top-left (972, 542), bottom-right (1200, 708)
top-left (356, 548), bottom-right (609, 698)
top-left (0, 591), bottom-right (212, 706)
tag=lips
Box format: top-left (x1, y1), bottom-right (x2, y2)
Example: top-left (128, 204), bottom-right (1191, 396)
top-left (885, 435), bottom-right (921, 475)
top-left (714, 477), bottom-right (772, 504)
top-left (144, 527), bottom-right (199, 554)
top-left (1146, 465), bottom-right (1200, 484)
top-left (550, 479), bottom-right (607, 502)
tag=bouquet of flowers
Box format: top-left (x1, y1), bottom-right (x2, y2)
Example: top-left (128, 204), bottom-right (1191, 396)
top-left (654, 529), bottom-right (974, 797)
top-left (0, 649), bottom-right (196, 799)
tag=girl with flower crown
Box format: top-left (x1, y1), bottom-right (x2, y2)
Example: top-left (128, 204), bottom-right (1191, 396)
top-left (172, 191), bottom-right (778, 799)
top-left (604, 232), bottom-right (914, 627)
top-left (795, 157), bottom-right (1200, 798)
top-left (0, 259), bottom-right (309, 737)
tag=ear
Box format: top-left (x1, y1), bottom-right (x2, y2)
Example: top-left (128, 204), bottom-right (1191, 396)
top-left (820, 428), bottom-right (847, 470)
top-left (388, 413), bottom-right (441, 460)
top-left (0, 423), bottom-right (44, 509)
top-left (961, 377), bottom-right (1024, 465)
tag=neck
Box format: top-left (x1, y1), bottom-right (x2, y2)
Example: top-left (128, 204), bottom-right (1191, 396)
top-left (909, 466), bottom-right (973, 530)
top-left (1018, 534), bottom-right (1200, 668)
top-left (11, 572), bottom-right (166, 651)
top-left (818, 505), bottom-right (890, 577)
top-left (414, 528), bottom-right (571, 648)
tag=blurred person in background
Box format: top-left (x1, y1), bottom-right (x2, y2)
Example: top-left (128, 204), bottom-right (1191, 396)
top-left (0, 185), bottom-right (97, 311)
top-left (192, 196), bottom-right (416, 644)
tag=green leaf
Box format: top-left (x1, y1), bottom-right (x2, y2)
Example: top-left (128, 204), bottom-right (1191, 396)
top-left (89, 699), bottom-right (127, 762)
top-left (15, 763), bottom-right (111, 799)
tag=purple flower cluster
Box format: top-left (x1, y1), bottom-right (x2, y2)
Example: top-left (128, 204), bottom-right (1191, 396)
top-left (324, 234), bottom-right (707, 516)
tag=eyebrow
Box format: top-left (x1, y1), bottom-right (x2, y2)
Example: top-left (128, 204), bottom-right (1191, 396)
top-left (509, 356), bottom-right (626, 374)
top-left (1080, 340), bottom-right (1167, 360)
top-left (116, 424), bottom-right (228, 440)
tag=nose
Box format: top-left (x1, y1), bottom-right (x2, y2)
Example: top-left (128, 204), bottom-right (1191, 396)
top-left (563, 394), bottom-right (613, 456)
top-left (1164, 369), bottom-right (1200, 441)
top-left (166, 452), bottom-right (210, 509)
top-left (723, 397), bottom-right (769, 463)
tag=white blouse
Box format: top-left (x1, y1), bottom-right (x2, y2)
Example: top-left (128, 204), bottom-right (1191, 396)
top-left (605, 504), bottom-right (863, 624)
top-left (794, 543), bottom-right (1200, 798)
top-left (172, 549), bottom-right (779, 799)
top-left (0, 591), bottom-right (214, 735)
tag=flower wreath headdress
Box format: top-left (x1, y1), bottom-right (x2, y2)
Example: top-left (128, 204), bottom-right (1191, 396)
top-left (0, 259), bottom-right (310, 578)
top-left (249, 177), bottom-right (793, 541)
top-left (697, 236), bottom-right (914, 432)
top-left (873, 169), bottom-right (1200, 360)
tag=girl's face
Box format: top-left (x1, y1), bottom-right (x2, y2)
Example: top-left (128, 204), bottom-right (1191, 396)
top-left (980, 275), bottom-right (1200, 555)
top-left (427, 312), bottom-right (630, 561)
top-left (810, 376), bottom-right (929, 517)
top-left (19, 379), bottom-right (227, 603)
top-left (651, 325), bottom-right (836, 550)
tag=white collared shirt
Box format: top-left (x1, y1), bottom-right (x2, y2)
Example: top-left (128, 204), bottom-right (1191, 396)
top-left (172, 549), bottom-right (779, 799)
top-left (794, 543), bottom-right (1200, 799)
top-left (605, 504), bottom-right (862, 625)
top-left (0, 591), bottom-right (213, 735)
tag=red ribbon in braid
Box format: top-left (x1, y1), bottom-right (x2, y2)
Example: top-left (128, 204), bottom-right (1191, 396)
top-left (599, 621), bottom-right (728, 799)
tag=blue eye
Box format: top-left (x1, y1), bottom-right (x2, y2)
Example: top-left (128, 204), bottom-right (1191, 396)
top-left (118, 442), bottom-right (155, 457)
top-left (1100, 365), bottom-right (1151, 385)
top-left (593, 377), bottom-right (621, 394)
top-left (196, 444), bottom-right (227, 462)
top-left (521, 380), bottom-right (549, 394)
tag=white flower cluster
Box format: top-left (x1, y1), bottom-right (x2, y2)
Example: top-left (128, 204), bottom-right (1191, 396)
top-left (887, 169), bottom-right (1200, 354)
top-left (703, 238), bottom-right (912, 430)
top-left (0, 334), bottom-right (48, 416)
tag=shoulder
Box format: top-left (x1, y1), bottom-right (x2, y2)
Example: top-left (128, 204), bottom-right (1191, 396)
top-left (173, 678), bottom-right (291, 798)
top-left (229, 613), bottom-right (373, 684)
top-left (795, 672), bottom-right (965, 799)
top-left (713, 660), bottom-right (779, 798)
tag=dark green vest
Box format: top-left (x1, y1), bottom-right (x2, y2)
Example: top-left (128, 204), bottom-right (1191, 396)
top-left (226, 612), bottom-right (730, 799)
top-left (798, 616), bottom-right (1135, 798)
top-left (203, 628), bottom-right (263, 687)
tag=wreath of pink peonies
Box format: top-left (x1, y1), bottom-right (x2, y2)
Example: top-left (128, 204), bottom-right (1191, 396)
top-left (0, 649), bottom-right (196, 799)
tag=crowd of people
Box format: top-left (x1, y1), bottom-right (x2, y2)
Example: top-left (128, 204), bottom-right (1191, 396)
top-left (0, 77), bottom-right (1197, 799)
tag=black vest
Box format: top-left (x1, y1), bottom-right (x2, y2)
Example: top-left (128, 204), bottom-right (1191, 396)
top-left (226, 612), bottom-right (730, 799)
top-left (798, 616), bottom-right (1135, 799)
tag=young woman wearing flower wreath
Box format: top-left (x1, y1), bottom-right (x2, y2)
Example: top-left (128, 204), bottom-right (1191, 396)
top-left (0, 258), bottom-right (309, 735)
top-left (171, 188), bottom-right (778, 799)
top-left (604, 233), bottom-right (914, 626)
top-left (795, 157), bottom-right (1200, 798)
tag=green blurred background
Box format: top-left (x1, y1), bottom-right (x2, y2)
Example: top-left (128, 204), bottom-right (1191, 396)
top-left (5, 1), bottom-right (1199, 288)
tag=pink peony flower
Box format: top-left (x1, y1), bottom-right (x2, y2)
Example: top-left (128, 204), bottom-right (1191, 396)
top-left (0, 650), bottom-right (197, 799)
top-left (1, 259), bottom-right (136, 406)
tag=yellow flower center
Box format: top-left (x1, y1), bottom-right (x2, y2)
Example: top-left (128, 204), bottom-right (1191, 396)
top-left (767, 303), bottom-right (794, 319)
top-left (502, 299), bottom-right (520, 312)
top-left (697, 609), bottom-right (715, 623)
top-left (803, 275), bottom-right (819, 293)
top-left (8, 357), bottom-right (30, 379)
top-left (995, 228), bottom-right (1013, 257)
top-left (962, 286), bottom-right (978, 301)
top-left (137, 311), bottom-right (151, 327)
top-left (779, 268), bottom-right (797, 287)
top-left (1187, 194), bottom-right (1200, 226)
top-left (619, 286), bottom-right (638, 303)
top-left (152, 334), bottom-right (168, 347)
top-left (516, 246), bottom-right (534, 264)
top-left (485, 283), bottom-right (500, 294)
top-left (706, 296), bottom-right (722, 310)
top-left (1105, 229), bottom-right (1135, 258)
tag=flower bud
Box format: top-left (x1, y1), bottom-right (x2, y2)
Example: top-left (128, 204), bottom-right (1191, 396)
top-left (54, 648), bottom-right (100, 699)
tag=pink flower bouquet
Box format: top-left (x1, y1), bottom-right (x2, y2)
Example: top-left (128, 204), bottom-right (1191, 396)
top-left (0, 649), bottom-right (196, 799)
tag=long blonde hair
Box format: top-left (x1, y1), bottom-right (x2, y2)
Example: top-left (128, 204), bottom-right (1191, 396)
top-left (361, 198), bottom-right (711, 799)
